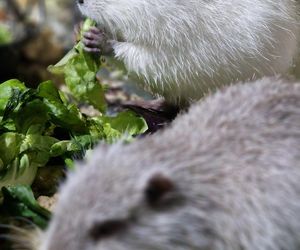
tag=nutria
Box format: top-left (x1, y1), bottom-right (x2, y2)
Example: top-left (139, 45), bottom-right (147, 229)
top-left (78, 0), bottom-right (299, 106)
top-left (29, 77), bottom-right (300, 250)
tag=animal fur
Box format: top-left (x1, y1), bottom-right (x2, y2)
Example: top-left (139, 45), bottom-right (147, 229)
top-left (78, 0), bottom-right (300, 106)
top-left (33, 77), bottom-right (300, 250)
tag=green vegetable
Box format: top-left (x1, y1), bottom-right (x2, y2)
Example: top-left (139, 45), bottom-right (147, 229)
top-left (0, 78), bottom-right (147, 197)
top-left (36, 81), bottom-right (87, 133)
top-left (48, 18), bottom-right (106, 112)
top-left (0, 132), bottom-right (45, 192)
top-left (0, 80), bottom-right (85, 194)
top-left (101, 110), bottom-right (148, 143)
top-left (0, 79), bottom-right (26, 117)
top-left (0, 18), bottom-right (148, 230)
top-left (0, 132), bottom-right (59, 192)
top-left (1, 185), bottom-right (51, 229)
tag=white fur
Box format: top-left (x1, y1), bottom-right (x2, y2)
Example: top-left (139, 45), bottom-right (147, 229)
top-left (79, 0), bottom-right (299, 106)
top-left (36, 77), bottom-right (300, 250)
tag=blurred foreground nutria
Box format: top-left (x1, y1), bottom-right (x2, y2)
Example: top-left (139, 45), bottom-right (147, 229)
top-left (29, 77), bottom-right (300, 250)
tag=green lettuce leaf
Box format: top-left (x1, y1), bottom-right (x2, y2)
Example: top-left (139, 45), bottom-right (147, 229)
top-left (1, 185), bottom-right (51, 229)
top-left (48, 18), bottom-right (106, 112)
top-left (37, 81), bottom-right (87, 133)
top-left (0, 79), bottom-right (26, 116)
top-left (101, 110), bottom-right (148, 142)
top-left (0, 132), bottom-right (59, 191)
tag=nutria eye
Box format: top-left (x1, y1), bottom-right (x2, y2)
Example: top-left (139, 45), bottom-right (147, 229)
top-left (145, 173), bottom-right (175, 206)
top-left (89, 220), bottom-right (127, 240)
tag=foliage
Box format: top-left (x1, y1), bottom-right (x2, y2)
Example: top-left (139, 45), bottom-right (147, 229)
top-left (0, 18), bottom-right (147, 228)
top-left (0, 79), bottom-right (147, 196)
top-left (1, 185), bottom-right (51, 229)
top-left (48, 18), bottom-right (106, 112)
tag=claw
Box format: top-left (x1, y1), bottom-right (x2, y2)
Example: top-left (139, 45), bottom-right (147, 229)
top-left (79, 26), bottom-right (114, 55)
top-left (83, 47), bottom-right (102, 53)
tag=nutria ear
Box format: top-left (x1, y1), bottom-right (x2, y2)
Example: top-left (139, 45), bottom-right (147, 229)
top-left (144, 173), bottom-right (175, 206)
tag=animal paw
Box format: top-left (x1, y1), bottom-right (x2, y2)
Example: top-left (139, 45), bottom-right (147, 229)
top-left (82, 27), bottom-right (114, 55)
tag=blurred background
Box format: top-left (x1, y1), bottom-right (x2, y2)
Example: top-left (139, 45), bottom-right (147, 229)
top-left (0, 0), bottom-right (81, 86)
top-left (0, 0), bottom-right (153, 110)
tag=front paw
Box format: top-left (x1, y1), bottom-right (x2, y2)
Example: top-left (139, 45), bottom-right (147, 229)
top-left (82, 27), bottom-right (114, 55)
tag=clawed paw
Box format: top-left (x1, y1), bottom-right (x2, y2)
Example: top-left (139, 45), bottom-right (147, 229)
top-left (82, 27), bottom-right (113, 55)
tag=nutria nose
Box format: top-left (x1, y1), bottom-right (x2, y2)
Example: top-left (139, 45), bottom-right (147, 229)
top-left (78, 0), bottom-right (84, 4)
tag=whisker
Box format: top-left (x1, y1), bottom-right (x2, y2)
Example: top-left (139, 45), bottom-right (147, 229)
top-left (0, 233), bottom-right (26, 242)
top-left (0, 224), bottom-right (34, 234)
top-left (0, 223), bottom-right (42, 250)
top-left (11, 216), bottom-right (36, 226)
